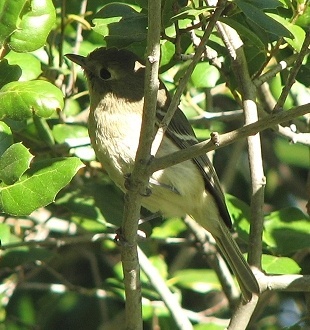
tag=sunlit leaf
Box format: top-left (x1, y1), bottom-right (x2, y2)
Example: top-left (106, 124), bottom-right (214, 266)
top-left (0, 80), bottom-right (64, 120)
top-left (0, 143), bottom-right (33, 185)
top-left (0, 157), bottom-right (84, 216)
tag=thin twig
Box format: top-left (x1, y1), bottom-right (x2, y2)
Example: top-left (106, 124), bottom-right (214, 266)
top-left (273, 28), bottom-right (310, 112)
top-left (253, 54), bottom-right (298, 88)
top-left (159, 0), bottom-right (227, 132)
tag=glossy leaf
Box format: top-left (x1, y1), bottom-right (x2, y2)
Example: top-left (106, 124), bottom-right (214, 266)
top-left (8, 0), bottom-right (56, 52)
top-left (0, 0), bottom-right (27, 47)
top-left (0, 52), bottom-right (42, 87)
top-left (0, 143), bottom-right (33, 185)
top-left (0, 80), bottom-right (64, 120)
top-left (0, 157), bottom-right (84, 216)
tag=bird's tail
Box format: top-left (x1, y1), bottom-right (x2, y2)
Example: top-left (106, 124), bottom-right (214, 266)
top-left (214, 223), bottom-right (260, 302)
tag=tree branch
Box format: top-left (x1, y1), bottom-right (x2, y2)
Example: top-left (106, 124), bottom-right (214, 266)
top-left (120, 1), bottom-right (161, 329)
top-left (149, 103), bottom-right (310, 174)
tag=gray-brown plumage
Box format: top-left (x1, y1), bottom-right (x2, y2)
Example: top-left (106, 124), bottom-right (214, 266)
top-left (66, 47), bottom-right (260, 301)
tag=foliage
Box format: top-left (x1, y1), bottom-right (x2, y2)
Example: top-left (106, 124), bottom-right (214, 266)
top-left (0, 0), bottom-right (309, 329)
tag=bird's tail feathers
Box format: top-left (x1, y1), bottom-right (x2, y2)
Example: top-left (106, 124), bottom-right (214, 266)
top-left (214, 224), bottom-right (260, 302)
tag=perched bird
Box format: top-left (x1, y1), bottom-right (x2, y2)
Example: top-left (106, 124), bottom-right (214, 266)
top-left (66, 47), bottom-right (259, 301)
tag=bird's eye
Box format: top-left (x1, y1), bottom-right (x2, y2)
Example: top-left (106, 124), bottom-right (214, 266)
top-left (99, 68), bottom-right (111, 80)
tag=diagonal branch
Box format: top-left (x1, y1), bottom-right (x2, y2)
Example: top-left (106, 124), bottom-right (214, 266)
top-left (149, 103), bottom-right (310, 174)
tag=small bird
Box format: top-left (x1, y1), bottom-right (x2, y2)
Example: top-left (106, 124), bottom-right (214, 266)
top-left (66, 47), bottom-right (259, 301)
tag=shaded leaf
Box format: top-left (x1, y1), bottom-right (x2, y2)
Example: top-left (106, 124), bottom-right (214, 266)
top-left (92, 3), bottom-right (147, 47)
top-left (274, 138), bottom-right (309, 169)
top-left (263, 207), bottom-right (310, 255)
top-left (220, 17), bottom-right (265, 51)
top-left (241, 0), bottom-right (283, 9)
top-left (171, 6), bottom-right (211, 21)
top-left (0, 247), bottom-right (53, 268)
top-left (235, 0), bottom-right (293, 38)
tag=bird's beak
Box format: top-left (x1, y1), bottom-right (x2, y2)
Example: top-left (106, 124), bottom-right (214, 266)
top-left (65, 54), bottom-right (87, 67)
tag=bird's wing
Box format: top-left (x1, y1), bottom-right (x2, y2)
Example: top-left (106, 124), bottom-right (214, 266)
top-left (156, 103), bottom-right (232, 229)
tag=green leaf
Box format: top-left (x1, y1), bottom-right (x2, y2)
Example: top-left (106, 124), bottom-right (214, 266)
top-left (262, 254), bottom-right (301, 274)
top-left (92, 3), bottom-right (147, 48)
top-left (235, 0), bottom-right (293, 38)
top-left (225, 194), bottom-right (251, 241)
top-left (0, 223), bottom-right (11, 245)
top-left (190, 62), bottom-right (220, 88)
top-left (267, 13), bottom-right (306, 51)
top-left (0, 52), bottom-right (42, 88)
top-left (263, 207), bottom-right (310, 255)
top-left (0, 143), bottom-right (33, 185)
top-left (0, 121), bottom-right (13, 156)
top-left (33, 116), bottom-right (55, 146)
top-left (0, 157), bottom-right (84, 216)
top-left (171, 6), bottom-right (211, 21)
top-left (171, 269), bottom-right (221, 293)
top-left (240, 0), bottom-right (283, 9)
top-left (151, 217), bottom-right (186, 239)
top-left (0, 247), bottom-right (53, 268)
top-left (220, 17), bottom-right (265, 51)
top-left (0, 80), bottom-right (64, 120)
top-left (0, 0), bottom-right (27, 47)
top-left (274, 137), bottom-right (309, 169)
top-left (52, 124), bottom-right (89, 144)
top-left (52, 123), bottom-right (95, 161)
top-left (8, 0), bottom-right (56, 52)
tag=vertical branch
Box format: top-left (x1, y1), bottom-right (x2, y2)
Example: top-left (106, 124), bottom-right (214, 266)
top-left (216, 22), bottom-right (265, 269)
top-left (216, 21), bottom-right (264, 330)
top-left (120, 1), bottom-right (161, 329)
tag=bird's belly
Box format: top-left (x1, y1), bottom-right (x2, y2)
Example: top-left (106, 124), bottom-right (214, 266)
top-left (89, 110), bottom-right (142, 189)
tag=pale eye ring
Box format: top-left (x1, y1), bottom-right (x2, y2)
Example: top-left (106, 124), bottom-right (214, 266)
top-left (99, 68), bottom-right (111, 80)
